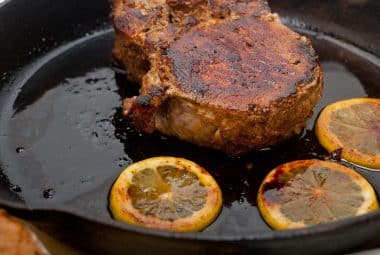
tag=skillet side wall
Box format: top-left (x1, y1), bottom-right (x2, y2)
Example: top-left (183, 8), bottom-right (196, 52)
top-left (271, 0), bottom-right (380, 57)
top-left (5, 206), bottom-right (380, 255)
top-left (0, 0), bottom-right (110, 76)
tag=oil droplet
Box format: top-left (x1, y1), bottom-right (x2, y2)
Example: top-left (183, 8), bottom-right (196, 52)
top-left (16, 147), bottom-right (25, 153)
top-left (160, 135), bottom-right (168, 140)
top-left (10, 185), bottom-right (22, 192)
top-left (43, 188), bottom-right (55, 199)
top-left (330, 148), bottom-right (343, 161)
top-left (245, 162), bottom-right (254, 171)
top-left (309, 152), bottom-right (318, 158)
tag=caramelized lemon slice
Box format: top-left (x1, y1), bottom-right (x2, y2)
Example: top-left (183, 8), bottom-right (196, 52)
top-left (109, 157), bottom-right (222, 232)
top-left (315, 98), bottom-right (380, 169)
top-left (258, 160), bottom-right (378, 230)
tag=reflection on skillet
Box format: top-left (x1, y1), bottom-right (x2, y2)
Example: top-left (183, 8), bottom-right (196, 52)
top-left (0, 29), bottom-right (379, 235)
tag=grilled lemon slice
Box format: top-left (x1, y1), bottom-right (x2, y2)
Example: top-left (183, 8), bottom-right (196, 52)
top-left (315, 98), bottom-right (380, 169)
top-left (258, 160), bottom-right (378, 230)
top-left (109, 157), bottom-right (222, 232)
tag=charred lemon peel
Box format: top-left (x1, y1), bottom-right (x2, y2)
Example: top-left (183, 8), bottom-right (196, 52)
top-left (315, 98), bottom-right (380, 169)
top-left (258, 160), bottom-right (379, 230)
top-left (109, 157), bottom-right (222, 232)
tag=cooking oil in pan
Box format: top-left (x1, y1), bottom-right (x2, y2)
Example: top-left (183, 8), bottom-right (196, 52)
top-left (0, 28), bottom-right (379, 234)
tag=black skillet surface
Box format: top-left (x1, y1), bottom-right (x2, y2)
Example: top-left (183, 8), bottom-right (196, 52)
top-left (0, 0), bottom-right (380, 254)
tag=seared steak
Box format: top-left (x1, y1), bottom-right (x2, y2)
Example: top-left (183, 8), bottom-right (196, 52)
top-left (112, 0), bottom-right (323, 154)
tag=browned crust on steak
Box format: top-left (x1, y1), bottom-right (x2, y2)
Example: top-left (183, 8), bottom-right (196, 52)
top-left (165, 15), bottom-right (318, 110)
top-left (112, 0), bottom-right (270, 39)
top-left (112, 0), bottom-right (271, 80)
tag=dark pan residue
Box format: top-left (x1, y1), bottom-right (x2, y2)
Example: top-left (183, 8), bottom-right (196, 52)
top-left (0, 28), bottom-right (380, 237)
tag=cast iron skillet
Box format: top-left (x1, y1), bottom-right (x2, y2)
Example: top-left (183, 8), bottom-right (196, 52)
top-left (0, 0), bottom-right (380, 254)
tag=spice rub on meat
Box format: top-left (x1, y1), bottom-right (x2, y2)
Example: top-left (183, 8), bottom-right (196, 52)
top-left (112, 0), bottom-right (323, 155)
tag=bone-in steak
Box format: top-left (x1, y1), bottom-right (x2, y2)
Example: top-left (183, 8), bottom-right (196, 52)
top-left (112, 0), bottom-right (323, 154)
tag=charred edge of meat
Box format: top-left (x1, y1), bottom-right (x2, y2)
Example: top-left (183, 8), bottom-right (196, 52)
top-left (123, 85), bottom-right (169, 132)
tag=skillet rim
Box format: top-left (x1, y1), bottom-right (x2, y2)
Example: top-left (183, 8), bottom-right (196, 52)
top-left (2, 194), bottom-right (380, 242)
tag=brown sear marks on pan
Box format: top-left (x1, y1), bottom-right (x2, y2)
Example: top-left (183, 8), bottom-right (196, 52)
top-left (0, 27), bottom-right (380, 236)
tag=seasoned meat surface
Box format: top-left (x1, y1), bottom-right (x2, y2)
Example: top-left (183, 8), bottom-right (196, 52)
top-left (166, 16), bottom-right (318, 110)
top-left (112, 0), bottom-right (323, 154)
top-left (112, 0), bottom-right (270, 83)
